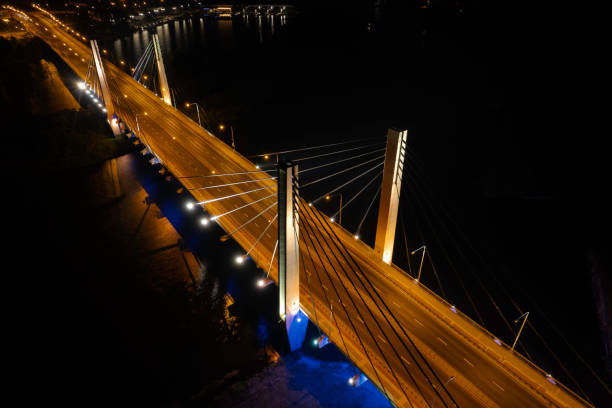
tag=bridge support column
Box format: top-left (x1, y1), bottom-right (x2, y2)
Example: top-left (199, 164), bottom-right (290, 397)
top-left (278, 162), bottom-right (308, 351)
top-left (152, 34), bottom-right (171, 105)
top-left (374, 128), bottom-right (407, 264)
top-left (90, 40), bottom-right (121, 136)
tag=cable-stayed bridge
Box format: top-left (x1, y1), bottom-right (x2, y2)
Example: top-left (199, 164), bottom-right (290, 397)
top-left (10, 5), bottom-right (601, 407)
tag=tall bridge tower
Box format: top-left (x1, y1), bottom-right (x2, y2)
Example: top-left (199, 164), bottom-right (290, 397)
top-left (375, 128), bottom-right (407, 264)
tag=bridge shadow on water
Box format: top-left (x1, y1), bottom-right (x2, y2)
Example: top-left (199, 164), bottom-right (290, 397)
top-left (127, 149), bottom-right (389, 407)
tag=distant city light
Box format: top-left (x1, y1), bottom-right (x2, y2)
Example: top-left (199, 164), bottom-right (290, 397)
top-left (185, 202), bottom-right (195, 210)
top-left (77, 81), bottom-right (86, 90)
top-left (235, 255), bottom-right (244, 264)
top-left (200, 217), bottom-right (209, 226)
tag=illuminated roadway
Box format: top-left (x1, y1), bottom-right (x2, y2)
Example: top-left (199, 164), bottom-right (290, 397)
top-left (18, 8), bottom-right (593, 408)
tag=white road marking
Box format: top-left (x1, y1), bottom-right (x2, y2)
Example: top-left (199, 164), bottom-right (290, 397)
top-left (491, 380), bottom-right (505, 392)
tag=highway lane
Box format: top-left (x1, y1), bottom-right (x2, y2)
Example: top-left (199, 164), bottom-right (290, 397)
top-left (20, 10), bottom-right (594, 408)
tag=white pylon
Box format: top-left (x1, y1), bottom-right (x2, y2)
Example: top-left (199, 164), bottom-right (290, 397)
top-left (374, 128), bottom-right (407, 264)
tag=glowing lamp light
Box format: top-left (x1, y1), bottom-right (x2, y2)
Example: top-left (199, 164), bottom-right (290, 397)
top-left (77, 81), bottom-right (86, 90)
top-left (354, 234), bottom-right (359, 240)
top-left (200, 217), bottom-right (209, 226)
top-left (235, 255), bottom-right (245, 264)
top-left (348, 373), bottom-right (368, 387)
top-left (185, 202), bottom-right (195, 210)
top-left (296, 317), bottom-right (302, 323)
top-left (450, 305), bottom-right (457, 314)
top-left (264, 154), bottom-right (269, 160)
top-left (330, 217), bottom-right (335, 222)
top-left (102, 108), bottom-right (107, 112)
top-left (257, 278), bottom-right (274, 288)
top-left (308, 203), bottom-right (312, 207)
top-left (255, 165), bottom-right (260, 169)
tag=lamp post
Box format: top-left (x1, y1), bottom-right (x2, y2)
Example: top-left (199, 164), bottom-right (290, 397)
top-left (219, 123), bottom-right (236, 150)
top-left (430, 376), bottom-right (455, 408)
top-left (326, 193), bottom-right (343, 225)
top-left (410, 245), bottom-right (427, 283)
top-left (185, 102), bottom-right (202, 128)
top-left (511, 311), bottom-right (529, 351)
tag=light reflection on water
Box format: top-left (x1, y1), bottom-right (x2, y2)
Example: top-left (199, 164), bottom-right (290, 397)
top-left (106, 15), bottom-right (288, 83)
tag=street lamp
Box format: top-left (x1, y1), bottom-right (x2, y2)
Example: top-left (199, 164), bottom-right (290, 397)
top-left (411, 245), bottom-right (427, 283)
top-left (218, 123), bottom-right (236, 150)
top-left (430, 376), bottom-right (455, 407)
top-left (185, 102), bottom-right (202, 128)
top-left (326, 193), bottom-right (343, 225)
top-left (511, 311), bottom-right (529, 351)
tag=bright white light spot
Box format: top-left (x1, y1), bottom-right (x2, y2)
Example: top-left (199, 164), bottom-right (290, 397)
top-left (235, 255), bottom-right (244, 264)
top-left (354, 234), bottom-right (359, 240)
top-left (255, 165), bottom-right (260, 169)
top-left (348, 378), bottom-right (354, 385)
top-left (77, 81), bottom-right (86, 90)
top-left (313, 339), bottom-right (318, 346)
top-left (97, 103), bottom-right (102, 107)
top-left (308, 203), bottom-right (312, 207)
top-left (185, 202), bottom-right (195, 210)
top-left (330, 217), bottom-right (335, 222)
top-left (102, 108), bottom-right (107, 112)
top-left (257, 279), bottom-right (264, 287)
top-left (296, 317), bottom-right (302, 322)
top-left (200, 217), bottom-right (209, 226)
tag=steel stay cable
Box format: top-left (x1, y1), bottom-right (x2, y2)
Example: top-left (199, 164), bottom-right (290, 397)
top-left (251, 136), bottom-right (386, 158)
top-left (292, 142), bottom-right (386, 163)
top-left (197, 184), bottom-right (275, 205)
top-left (299, 200), bottom-right (451, 408)
top-left (245, 213), bottom-right (278, 256)
top-left (403, 160), bottom-right (523, 350)
top-left (356, 184), bottom-right (382, 236)
top-left (332, 170), bottom-right (383, 220)
top-left (507, 298), bottom-right (593, 402)
top-left (399, 209), bottom-right (414, 277)
top-left (209, 192), bottom-right (277, 221)
top-left (300, 155), bottom-right (385, 188)
top-left (177, 170), bottom-right (273, 179)
top-left (305, 162), bottom-right (385, 205)
top-left (299, 148), bottom-right (387, 174)
top-left (402, 177), bottom-right (486, 327)
top-left (222, 201), bottom-right (277, 240)
top-left (298, 226), bottom-right (364, 386)
top-left (264, 240), bottom-right (278, 280)
top-left (298, 249), bottom-right (322, 336)
top-left (188, 176), bottom-right (277, 191)
top-left (406, 152), bottom-right (610, 396)
top-left (297, 204), bottom-right (397, 406)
